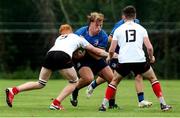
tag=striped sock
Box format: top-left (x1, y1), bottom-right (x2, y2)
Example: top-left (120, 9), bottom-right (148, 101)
top-left (53, 99), bottom-right (60, 106)
top-left (105, 84), bottom-right (116, 100)
top-left (12, 87), bottom-right (19, 95)
top-left (91, 80), bottom-right (98, 89)
top-left (152, 80), bottom-right (166, 104)
top-left (137, 92), bottom-right (144, 102)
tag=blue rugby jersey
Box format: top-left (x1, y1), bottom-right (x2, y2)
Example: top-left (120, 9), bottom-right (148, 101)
top-left (75, 26), bottom-right (108, 49)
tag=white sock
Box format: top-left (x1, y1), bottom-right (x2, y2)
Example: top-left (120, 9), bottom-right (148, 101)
top-left (159, 96), bottom-right (166, 105)
top-left (102, 98), bottom-right (109, 108)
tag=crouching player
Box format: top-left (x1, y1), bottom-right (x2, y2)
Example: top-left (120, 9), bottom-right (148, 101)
top-left (5, 24), bottom-right (108, 110)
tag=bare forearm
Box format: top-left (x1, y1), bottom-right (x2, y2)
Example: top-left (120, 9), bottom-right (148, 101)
top-left (109, 51), bottom-right (114, 59)
top-left (90, 47), bottom-right (108, 58)
top-left (98, 50), bottom-right (108, 57)
top-left (147, 47), bottom-right (154, 60)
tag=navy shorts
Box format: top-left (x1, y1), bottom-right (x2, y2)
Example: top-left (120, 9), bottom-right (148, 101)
top-left (109, 58), bottom-right (118, 70)
top-left (42, 51), bottom-right (73, 71)
top-left (73, 53), bottom-right (108, 75)
top-left (115, 62), bottom-right (151, 77)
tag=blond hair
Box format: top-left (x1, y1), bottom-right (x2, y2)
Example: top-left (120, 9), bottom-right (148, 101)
top-left (87, 12), bottom-right (104, 23)
top-left (59, 24), bottom-right (73, 35)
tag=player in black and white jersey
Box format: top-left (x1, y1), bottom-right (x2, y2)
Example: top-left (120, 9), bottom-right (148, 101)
top-left (87, 16), bottom-right (152, 108)
top-left (5, 24), bottom-right (108, 110)
top-left (99, 5), bottom-right (172, 111)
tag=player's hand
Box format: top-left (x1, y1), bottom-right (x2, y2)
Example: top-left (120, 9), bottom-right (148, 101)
top-left (73, 49), bottom-right (86, 59)
top-left (112, 53), bottom-right (118, 59)
top-left (106, 55), bottom-right (111, 64)
top-left (149, 56), bottom-right (155, 63)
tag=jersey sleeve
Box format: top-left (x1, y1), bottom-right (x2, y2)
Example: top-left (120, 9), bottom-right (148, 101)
top-left (142, 28), bottom-right (149, 38)
top-left (112, 29), bottom-right (119, 41)
top-left (80, 37), bottom-right (90, 48)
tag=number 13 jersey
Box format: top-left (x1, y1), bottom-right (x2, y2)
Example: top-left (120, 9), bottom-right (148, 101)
top-left (113, 21), bottom-right (149, 63)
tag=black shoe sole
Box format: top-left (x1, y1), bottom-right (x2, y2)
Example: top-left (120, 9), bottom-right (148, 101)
top-left (5, 89), bottom-right (12, 107)
top-left (70, 100), bottom-right (77, 107)
top-left (99, 108), bottom-right (106, 112)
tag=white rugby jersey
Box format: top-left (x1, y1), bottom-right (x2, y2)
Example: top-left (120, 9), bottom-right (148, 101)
top-left (49, 33), bottom-right (90, 57)
top-left (113, 21), bottom-right (148, 63)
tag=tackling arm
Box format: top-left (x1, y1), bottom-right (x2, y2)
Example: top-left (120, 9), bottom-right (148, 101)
top-left (85, 44), bottom-right (108, 58)
top-left (108, 40), bottom-right (118, 59)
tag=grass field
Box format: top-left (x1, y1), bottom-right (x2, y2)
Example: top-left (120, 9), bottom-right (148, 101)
top-left (0, 79), bottom-right (179, 117)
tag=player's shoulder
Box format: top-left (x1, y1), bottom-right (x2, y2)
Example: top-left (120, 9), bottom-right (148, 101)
top-left (75, 26), bottom-right (88, 35)
top-left (115, 23), bottom-right (126, 31)
top-left (115, 19), bottom-right (125, 26)
top-left (68, 33), bottom-right (84, 41)
top-left (69, 33), bottom-right (79, 37)
top-left (100, 29), bottom-right (108, 35)
top-left (76, 26), bottom-right (88, 32)
top-left (134, 23), bottom-right (147, 31)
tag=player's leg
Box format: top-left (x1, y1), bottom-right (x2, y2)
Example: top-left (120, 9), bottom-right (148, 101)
top-left (89, 58), bottom-right (118, 90)
top-left (70, 66), bottom-right (94, 107)
top-left (50, 67), bottom-right (78, 110)
top-left (5, 67), bottom-right (52, 107)
top-left (86, 76), bottom-right (106, 98)
top-left (99, 71), bottom-right (122, 111)
top-left (135, 74), bottom-right (152, 108)
top-left (98, 66), bottom-right (119, 109)
top-left (89, 58), bottom-right (118, 91)
top-left (142, 66), bottom-right (172, 111)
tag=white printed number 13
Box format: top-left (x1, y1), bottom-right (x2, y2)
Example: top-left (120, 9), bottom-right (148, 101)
top-left (125, 29), bottom-right (136, 42)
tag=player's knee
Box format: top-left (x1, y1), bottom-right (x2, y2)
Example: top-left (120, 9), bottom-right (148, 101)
top-left (106, 77), bottom-right (112, 83)
top-left (86, 77), bottom-right (94, 83)
top-left (135, 74), bottom-right (142, 80)
top-left (69, 77), bottom-right (79, 84)
top-left (38, 79), bottom-right (47, 88)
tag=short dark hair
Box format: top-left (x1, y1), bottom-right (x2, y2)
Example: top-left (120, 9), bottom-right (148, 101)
top-left (122, 5), bottom-right (136, 19)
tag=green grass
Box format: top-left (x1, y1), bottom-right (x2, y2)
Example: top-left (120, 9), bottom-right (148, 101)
top-left (0, 79), bottom-right (179, 117)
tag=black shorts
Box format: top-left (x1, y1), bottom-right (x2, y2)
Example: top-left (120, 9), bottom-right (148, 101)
top-left (115, 62), bottom-right (150, 77)
top-left (42, 51), bottom-right (73, 71)
top-left (73, 53), bottom-right (108, 75)
top-left (109, 58), bottom-right (118, 70)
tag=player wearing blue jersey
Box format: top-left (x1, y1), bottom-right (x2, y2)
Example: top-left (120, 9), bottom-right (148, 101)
top-left (87, 17), bottom-right (152, 108)
top-left (70, 12), bottom-right (118, 108)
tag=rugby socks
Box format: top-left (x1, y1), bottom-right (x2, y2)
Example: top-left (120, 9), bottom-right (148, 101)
top-left (102, 98), bottom-right (109, 107)
top-left (91, 80), bottom-right (98, 89)
top-left (12, 87), bottom-right (19, 95)
top-left (52, 99), bottom-right (60, 106)
top-left (72, 88), bottom-right (79, 100)
top-left (137, 92), bottom-right (144, 102)
top-left (152, 80), bottom-right (166, 105)
top-left (109, 99), bottom-right (115, 106)
top-left (105, 84), bottom-right (116, 100)
top-left (102, 84), bottom-right (116, 107)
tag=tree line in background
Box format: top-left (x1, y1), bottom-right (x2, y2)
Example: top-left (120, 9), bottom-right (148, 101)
top-left (0, 0), bottom-right (180, 79)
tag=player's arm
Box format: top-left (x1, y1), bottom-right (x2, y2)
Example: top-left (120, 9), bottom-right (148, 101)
top-left (72, 48), bottom-right (86, 59)
top-left (85, 44), bottom-right (108, 58)
top-left (108, 40), bottom-right (118, 59)
top-left (143, 37), bottom-right (155, 63)
top-left (108, 35), bottom-right (113, 43)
